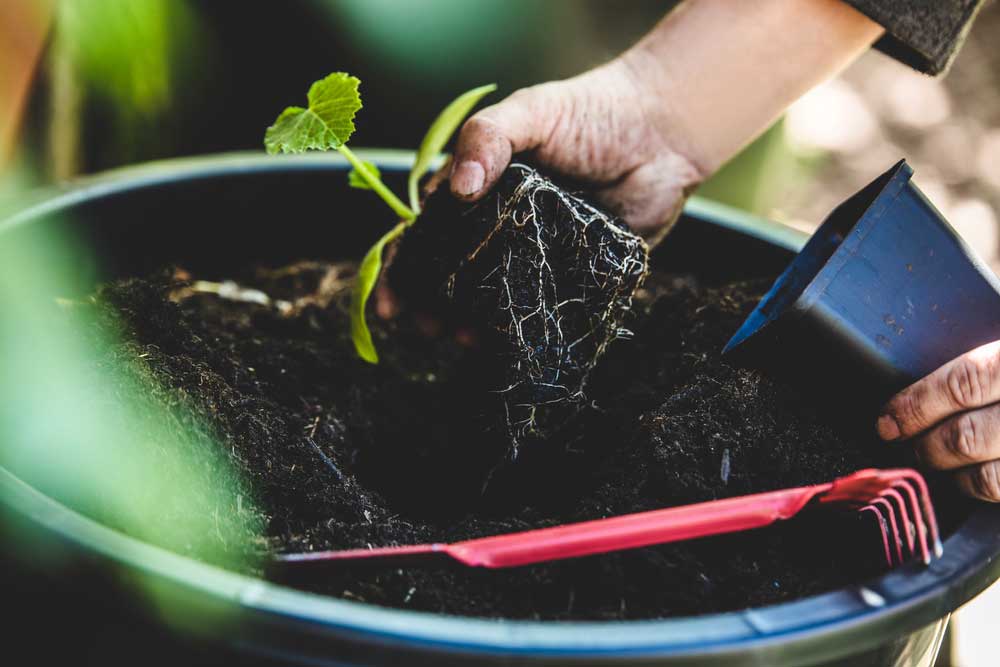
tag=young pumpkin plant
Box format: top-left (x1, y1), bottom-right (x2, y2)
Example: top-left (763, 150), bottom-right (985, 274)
top-left (264, 72), bottom-right (495, 363)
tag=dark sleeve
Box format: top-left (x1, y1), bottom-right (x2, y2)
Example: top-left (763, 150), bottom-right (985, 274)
top-left (843, 0), bottom-right (987, 75)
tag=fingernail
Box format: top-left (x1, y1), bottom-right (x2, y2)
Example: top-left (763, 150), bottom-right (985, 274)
top-left (452, 160), bottom-right (485, 197)
top-left (876, 414), bottom-right (901, 441)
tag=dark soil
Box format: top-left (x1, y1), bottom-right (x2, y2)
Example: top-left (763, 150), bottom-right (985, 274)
top-left (75, 258), bottom-right (968, 621)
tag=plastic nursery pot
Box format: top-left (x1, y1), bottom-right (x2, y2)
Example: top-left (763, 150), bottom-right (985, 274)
top-left (725, 160), bottom-right (1000, 411)
top-left (1, 152), bottom-right (999, 667)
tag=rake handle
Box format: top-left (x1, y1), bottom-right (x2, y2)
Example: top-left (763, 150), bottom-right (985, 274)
top-left (276, 543), bottom-right (443, 564)
top-left (447, 485), bottom-right (829, 568)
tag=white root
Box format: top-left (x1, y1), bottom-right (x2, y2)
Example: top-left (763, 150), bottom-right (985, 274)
top-left (454, 164), bottom-right (649, 454)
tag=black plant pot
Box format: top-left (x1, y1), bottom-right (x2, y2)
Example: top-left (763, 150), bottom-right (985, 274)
top-left (1, 152), bottom-right (998, 667)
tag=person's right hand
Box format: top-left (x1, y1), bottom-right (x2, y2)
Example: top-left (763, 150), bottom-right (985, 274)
top-left (446, 0), bottom-right (882, 241)
top-left (448, 55), bottom-right (706, 240)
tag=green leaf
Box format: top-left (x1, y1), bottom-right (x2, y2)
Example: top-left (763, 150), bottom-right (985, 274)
top-left (350, 221), bottom-right (409, 364)
top-left (264, 72), bottom-right (362, 154)
top-left (348, 160), bottom-right (381, 190)
top-left (408, 83), bottom-right (496, 212)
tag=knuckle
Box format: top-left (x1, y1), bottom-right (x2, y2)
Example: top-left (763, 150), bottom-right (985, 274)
top-left (946, 356), bottom-right (993, 408)
top-left (460, 115), bottom-right (496, 140)
top-left (507, 86), bottom-right (539, 105)
top-left (502, 86), bottom-right (551, 120)
top-left (949, 413), bottom-right (983, 463)
top-left (969, 463), bottom-right (1000, 502)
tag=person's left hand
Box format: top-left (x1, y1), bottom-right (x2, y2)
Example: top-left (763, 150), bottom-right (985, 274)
top-left (877, 341), bottom-right (1000, 502)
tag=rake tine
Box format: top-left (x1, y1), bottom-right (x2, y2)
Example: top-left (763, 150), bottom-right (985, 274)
top-left (859, 505), bottom-right (895, 568)
top-left (897, 471), bottom-right (943, 558)
top-left (878, 488), bottom-right (916, 560)
top-left (869, 496), bottom-right (905, 565)
top-left (891, 480), bottom-right (931, 564)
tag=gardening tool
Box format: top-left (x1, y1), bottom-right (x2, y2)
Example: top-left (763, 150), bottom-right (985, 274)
top-left (274, 468), bottom-right (941, 570)
top-left (724, 160), bottom-right (1000, 407)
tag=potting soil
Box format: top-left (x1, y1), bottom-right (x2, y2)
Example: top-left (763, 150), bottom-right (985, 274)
top-left (76, 262), bottom-right (969, 620)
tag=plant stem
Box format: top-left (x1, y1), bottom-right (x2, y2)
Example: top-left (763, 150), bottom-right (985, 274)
top-left (338, 145), bottom-right (415, 221)
top-left (407, 177), bottom-right (421, 217)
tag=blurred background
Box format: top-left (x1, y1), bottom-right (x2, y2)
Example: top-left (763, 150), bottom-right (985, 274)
top-left (3, 0), bottom-right (999, 266)
top-left (1, 1), bottom-right (998, 664)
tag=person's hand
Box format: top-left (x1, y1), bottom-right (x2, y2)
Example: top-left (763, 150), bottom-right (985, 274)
top-left (877, 341), bottom-right (1000, 502)
top-left (447, 0), bottom-right (882, 240)
top-left (448, 56), bottom-right (704, 239)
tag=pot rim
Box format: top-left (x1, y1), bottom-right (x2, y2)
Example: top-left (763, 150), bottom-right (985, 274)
top-left (2, 150), bottom-right (999, 665)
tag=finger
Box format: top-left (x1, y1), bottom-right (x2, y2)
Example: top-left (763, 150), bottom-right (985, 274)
top-left (594, 153), bottom-right (702, 240)
top-left (914, 404), bottom-right (1000, 470)
top-left (955, 460), bottom-right (1000, 502)
top-left (877, 341), bottom-right (1000, 441)
top-left (450, 84), bottom-right (563, 201)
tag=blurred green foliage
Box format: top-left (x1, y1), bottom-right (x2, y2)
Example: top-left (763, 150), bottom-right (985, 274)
top-left (53, 0), bottom-right (195, 115)
top-left (47, 0), bottom-right (201, 172)
top-left (33, 0), bottom-right (813, 218)
top-left (0, 213), bottom-right (263, 572)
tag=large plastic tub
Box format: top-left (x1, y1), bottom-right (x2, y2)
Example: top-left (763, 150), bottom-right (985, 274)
top-left (1, 152), bottom-right (998, 666)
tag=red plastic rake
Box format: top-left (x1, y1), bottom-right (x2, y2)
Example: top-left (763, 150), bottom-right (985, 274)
top-left (274, 468), bottom-right (942, 570)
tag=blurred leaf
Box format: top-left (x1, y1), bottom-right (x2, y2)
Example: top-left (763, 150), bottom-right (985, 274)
top-left (49, 0), bottom-right (203, 172)
top-left (0, 221), bottom-right (263, 571)
top-left (54, 0), bottom-right (193, 115)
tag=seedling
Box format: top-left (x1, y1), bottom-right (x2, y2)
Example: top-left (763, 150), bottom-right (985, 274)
top-left (264, 72), bottom-right (495, 362)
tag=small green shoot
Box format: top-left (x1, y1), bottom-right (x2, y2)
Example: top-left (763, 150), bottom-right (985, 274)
top-left (265, 72), bottom-right (414, 221)
top-left (265, 72), bottom-right (494, 363)
top-left (408, 83), bottom-right (497, 213)
top-left (350, 221), bottom-right (408, 363)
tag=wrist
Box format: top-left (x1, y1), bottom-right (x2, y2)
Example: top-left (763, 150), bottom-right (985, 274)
top-left (621, 0), bottom-right (883, 177)
top-left (615, 46), bottom-right (710, 185)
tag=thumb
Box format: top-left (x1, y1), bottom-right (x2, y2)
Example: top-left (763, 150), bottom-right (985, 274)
top-left (450, 84), bottom-right (563, 201)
